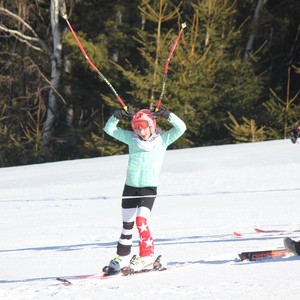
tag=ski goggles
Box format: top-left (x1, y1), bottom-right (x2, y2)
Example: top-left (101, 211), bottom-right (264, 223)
top-left (131, 118), bottom-right (155, 131)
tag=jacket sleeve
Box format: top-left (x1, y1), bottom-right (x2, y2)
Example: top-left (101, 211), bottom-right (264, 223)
top-left (161, 112), bottom-right (187, 146)
top-left (104, 115), bottom-right (132, 144)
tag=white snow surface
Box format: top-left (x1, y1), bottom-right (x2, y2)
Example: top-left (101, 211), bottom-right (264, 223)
top-left (1, 139), bottom-right (300, 299)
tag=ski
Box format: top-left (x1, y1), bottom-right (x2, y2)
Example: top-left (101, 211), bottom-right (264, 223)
top-left (239, 248), bottom-right (293, 261)
top-left (56, 255), bottom-right (167, 285)
top-left (234, 227), bottom-right (300, 238)
top-left (56, 273), bottom-right (120, 285)
top-left (254, 227), bottom-right (300, 234)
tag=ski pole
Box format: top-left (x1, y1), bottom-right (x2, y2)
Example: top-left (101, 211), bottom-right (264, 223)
top-left (60, 13), bottom-right (127, 111)
top-left (156, 22), bottom-right (186, 111)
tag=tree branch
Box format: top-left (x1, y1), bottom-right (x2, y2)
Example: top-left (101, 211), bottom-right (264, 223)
top-left (24, 57), bottom-right (67, 106)
top-left (0, 7), bottom-right (51, 56)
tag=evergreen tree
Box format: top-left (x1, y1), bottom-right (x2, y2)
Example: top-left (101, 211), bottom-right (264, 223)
top-left (114, 0), bottom-right (264, 147)
top-left (113, 0), bottom-right (189, 149)
top-left (1, 0), bottom-right (300, 166)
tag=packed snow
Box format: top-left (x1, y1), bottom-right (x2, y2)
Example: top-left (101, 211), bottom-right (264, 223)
top-left (1, 139), bottom-right (300, 299)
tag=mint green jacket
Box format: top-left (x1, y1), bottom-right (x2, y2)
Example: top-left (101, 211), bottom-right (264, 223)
top-left (104, 112), bottom-right (186, 188)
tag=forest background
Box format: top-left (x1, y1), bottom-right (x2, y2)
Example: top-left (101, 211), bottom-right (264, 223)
top-left (0, 0), bottom-right (300, 167)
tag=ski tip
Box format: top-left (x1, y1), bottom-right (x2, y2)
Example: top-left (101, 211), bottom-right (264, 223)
top-left (56, 277), bottom-right (72, 286)
top-left (233, 231), bottom-right (242, 237)
top-left (254, 228), bottom-right (264, 233)
top-left (238, 253), bottom-right (244, 260)
top-left (155, 255), bottom-right (162, 262)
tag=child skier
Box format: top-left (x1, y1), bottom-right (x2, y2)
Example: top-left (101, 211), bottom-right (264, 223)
top-left (104, 105), bottom-right (186, 273)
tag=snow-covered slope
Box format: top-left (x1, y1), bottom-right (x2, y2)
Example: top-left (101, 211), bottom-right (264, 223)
top-left (1, 139), bottom-right (300, 299)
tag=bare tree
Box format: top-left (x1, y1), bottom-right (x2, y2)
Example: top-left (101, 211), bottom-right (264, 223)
top-left (0, 0), bottom-right (66, 139)
top-left (0, 6), bottom-right (50, 54)
top-left (43, 0), bottom-right (62, 138)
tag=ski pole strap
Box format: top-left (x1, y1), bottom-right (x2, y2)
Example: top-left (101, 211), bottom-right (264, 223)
top-left (64, 17), bottom-right (126, 109)
top-left (156, 22), bottom-right (186, 111)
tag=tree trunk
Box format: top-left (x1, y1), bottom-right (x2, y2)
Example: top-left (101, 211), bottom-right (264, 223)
top-left (243, 0), bottom-right (266, 62)
top-left (112, 4), bottom-right (122, 63)
top-left (43, 0), bottom-right (62, 138)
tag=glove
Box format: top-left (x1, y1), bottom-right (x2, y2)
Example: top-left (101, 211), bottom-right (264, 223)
top-left (290, 128), bottom-right (299, 144)
top-left (114, 106), bottom-right (135, 120)
top-left (150, 105), bottom-right (170, 119)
